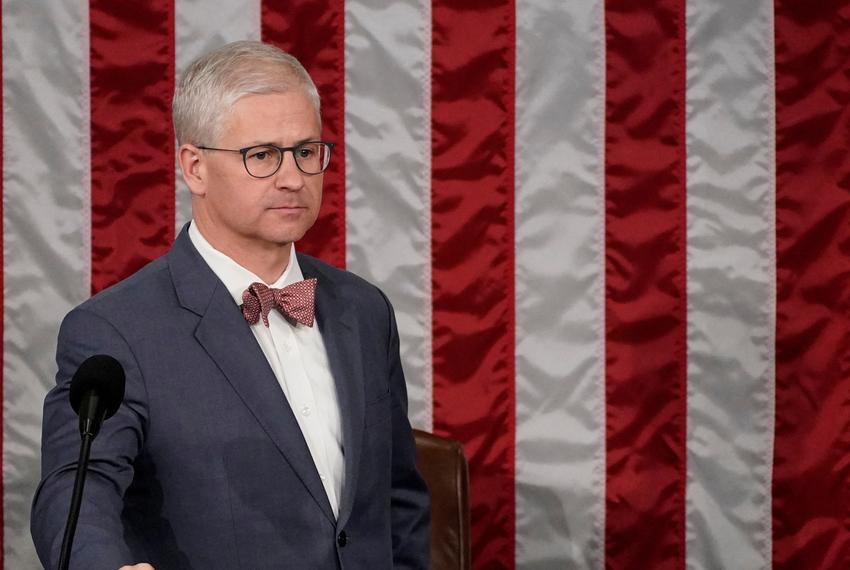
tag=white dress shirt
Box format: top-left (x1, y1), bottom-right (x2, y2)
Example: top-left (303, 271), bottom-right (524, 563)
top-left (189, 221), bottom-right (344, 518)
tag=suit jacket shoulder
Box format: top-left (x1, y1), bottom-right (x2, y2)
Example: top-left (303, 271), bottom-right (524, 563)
top-left (298, 253), bottom-right (386, 300)
top-left (297, 252), bottom-right (396, 335)
top-left (77, 256), bottom-right (175, 321)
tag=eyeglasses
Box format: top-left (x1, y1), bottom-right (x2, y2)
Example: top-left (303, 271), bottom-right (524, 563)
top-left (197, 141), bottom-right (335, 178)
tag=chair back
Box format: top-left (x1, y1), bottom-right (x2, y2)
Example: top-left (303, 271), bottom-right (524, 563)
top-left (413, 429), bottom-right (471, 570)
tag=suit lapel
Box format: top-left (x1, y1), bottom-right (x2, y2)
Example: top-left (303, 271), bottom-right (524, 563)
top-left (168, 228), bottom-right (335, 524)
top-left (300, 256), bottom-right (366, 530)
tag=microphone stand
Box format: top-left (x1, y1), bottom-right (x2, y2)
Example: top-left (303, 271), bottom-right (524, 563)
top-left (58, 393), bottom-right (103, 570)
top-left (58, 432), bottom-right (93, 570)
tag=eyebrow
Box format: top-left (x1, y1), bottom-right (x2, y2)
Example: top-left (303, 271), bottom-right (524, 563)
top-left (243, 135), bottom-right (323, 148)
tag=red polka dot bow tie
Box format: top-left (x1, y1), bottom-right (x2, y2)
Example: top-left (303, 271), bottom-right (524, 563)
top-left (241, 278), bottom-right (317, 328)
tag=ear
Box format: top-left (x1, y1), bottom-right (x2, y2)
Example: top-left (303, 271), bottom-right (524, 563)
top-left (178, 144), bottom-right (207, 197)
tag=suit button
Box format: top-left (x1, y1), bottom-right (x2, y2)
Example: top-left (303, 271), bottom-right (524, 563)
top-left (337, 531), bottom-right (348, 547)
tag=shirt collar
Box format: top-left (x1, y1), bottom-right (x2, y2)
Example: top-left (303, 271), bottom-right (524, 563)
top-left (188, 220), bottom-right (305, 306)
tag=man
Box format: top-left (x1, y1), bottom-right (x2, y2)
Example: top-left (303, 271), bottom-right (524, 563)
top-left (31, 41), bottom-right (430, 569)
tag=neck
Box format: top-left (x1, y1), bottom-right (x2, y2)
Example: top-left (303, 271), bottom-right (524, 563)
top-left (192, 219), bottom-right (292, 284)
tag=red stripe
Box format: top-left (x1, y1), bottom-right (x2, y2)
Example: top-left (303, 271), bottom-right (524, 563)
top-left (430, 2), bottom-right (516, 568)
top-left (773, 2), bottom-right (850, 568)
top-left (262, 1), bottom-right (346, 269)
top-left (89, 1), bottom-right (175, 294)
top-left (604, 1), bottom-right (688, 568)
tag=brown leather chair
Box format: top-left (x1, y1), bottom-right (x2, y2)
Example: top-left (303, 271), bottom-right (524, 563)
top-left (413, 429), bottom-right (471, 570)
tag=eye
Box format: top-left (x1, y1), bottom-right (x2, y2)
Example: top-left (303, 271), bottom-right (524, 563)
top-left (297, 145), bottom-right (316, 158)
top-left (246, 146), bottom-right (277, 162)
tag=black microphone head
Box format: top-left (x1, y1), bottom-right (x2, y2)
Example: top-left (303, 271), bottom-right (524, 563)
top-left (69, 354), bottom-right (126, 420)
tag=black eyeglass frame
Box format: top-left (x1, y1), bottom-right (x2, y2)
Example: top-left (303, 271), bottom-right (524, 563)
top-left (197, 141), bottom-right (335, 178)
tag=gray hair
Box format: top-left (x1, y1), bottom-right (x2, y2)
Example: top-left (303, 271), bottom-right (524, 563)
top-left (172, 41), bottom-right (321, 145)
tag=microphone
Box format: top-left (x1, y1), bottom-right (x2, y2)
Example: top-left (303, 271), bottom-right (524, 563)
top-left (69, 354), bottom-right (125, 438)
top-left (59, 355), bottom-right (126, 570)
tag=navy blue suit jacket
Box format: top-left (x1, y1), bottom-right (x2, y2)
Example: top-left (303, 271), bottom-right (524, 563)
top-left (31, 227), bottom-right (430, 569)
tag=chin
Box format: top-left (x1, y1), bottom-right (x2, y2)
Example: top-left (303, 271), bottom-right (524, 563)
top-left (261, 229), bottom-right (309, 247)
top-left (247, 215), bottom-right (317, 247)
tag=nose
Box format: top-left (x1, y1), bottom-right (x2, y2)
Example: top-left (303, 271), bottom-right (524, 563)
top-left (273, 150), bottom-right (305, 190)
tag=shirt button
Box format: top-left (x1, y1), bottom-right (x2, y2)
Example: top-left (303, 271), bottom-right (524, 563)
top-left (337, 531), bottom-right (348, 547)
top-left (319, 473), bottom-right (326, 481)
top-left (301, 406), bottom-right (311, 416)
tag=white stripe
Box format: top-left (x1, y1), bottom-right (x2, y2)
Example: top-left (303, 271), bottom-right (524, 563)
top-left (174, 0), bottom-right (261, 231)
top-left (344, 0), bottom-right (433, 430)
top-left (514, 1), bottom-right (606, 567)
top-left (3, 0), bottom-right (91, 567)
top-left (685, 1), bottom-right (776, 568)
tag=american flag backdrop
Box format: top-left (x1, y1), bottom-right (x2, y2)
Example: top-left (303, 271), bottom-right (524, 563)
top-left (2, 0), bottom-right (849, 569)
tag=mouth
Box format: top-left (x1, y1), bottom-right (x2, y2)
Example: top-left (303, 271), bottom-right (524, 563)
top-left (269, 205), bottom-right (306, 212)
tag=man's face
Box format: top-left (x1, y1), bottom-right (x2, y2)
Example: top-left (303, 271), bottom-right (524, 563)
top-left (193, 90), bottom-right (323, 254)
